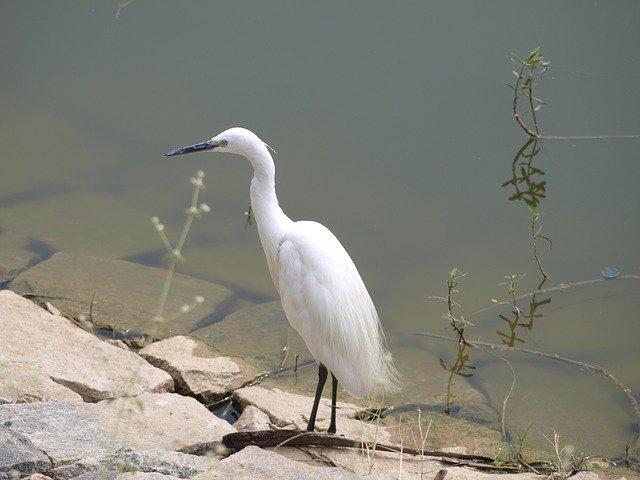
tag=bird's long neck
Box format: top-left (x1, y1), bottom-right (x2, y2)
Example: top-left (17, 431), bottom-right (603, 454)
top-left (247, 145), bottom-right (293, 290)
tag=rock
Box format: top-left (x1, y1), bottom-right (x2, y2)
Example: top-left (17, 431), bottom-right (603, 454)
top-left (0, 403), bottom-right (117, 468)
top-left (111, 448), bottom-right (219, 478)
top-left (0, 426), bottom-right (52, 477)
top-left (0, 393), bottom-right (235, 471)
top-left (116, 474), bottom-right (181, 480)
top-left (139, 336), bottom-right (261, 403)
top-left (0, 365), bottom-right (83, 404)
top-left (320, 448), bottom-right (546, 480)
top-left (233, 405), bottom-right (271, 432)
top-left (103, 339), bottom-right (131, 351)
top-left (97, 393), bottom-right (236, 454)
top-left (192, 301), bottom-right (310, 371)
top-left (0, 291), bottom-right (173, 402)
top-left (568, 473), bottom-right (600, 480)
top-left (9, 252), bottom-right (233, 336)
top-left (69, 473), bottom-right (116, 480)
top-left (23, 474), bottom-right (54, 480)
top-left (193, 445), bottom-right (371, 480)
top-left (55, 447), bottom-right (219, 480)
top-left (233, 386), bottom-right (389, 443)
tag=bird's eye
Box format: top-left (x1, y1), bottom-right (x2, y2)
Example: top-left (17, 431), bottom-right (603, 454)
top-left (219, 140), bottom-right (228, 147)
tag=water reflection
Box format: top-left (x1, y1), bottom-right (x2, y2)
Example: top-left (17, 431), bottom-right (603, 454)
top-left (497, 136), bottom-right (552, 346)
top-left (416, 49), bottom-right (640, 460)
top-left (433, 136), bottom-right (555, 408)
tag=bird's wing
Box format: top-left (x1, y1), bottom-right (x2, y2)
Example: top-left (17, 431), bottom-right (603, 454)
top-left (277, 221), bottom-right (393, 399)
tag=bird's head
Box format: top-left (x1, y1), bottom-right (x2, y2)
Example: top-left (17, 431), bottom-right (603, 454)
top-left (164, 127), bottom-right (267, 159)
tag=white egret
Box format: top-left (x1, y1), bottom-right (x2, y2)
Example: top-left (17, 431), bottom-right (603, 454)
top-left (164, 127), bottom-right (399, 433)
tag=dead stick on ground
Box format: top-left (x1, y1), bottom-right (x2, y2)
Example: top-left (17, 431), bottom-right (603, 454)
top-left (222, 430), bottom-right (494, 463)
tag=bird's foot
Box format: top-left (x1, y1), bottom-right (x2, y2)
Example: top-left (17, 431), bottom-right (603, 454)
top-left (268, 422), bottom-right (300, 431)
top-left (301, 415), bottom-right (328, 433)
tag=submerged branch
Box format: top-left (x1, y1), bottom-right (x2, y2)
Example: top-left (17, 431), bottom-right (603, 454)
top-left (415, 332), bottom-right (640, 451)
top-left (467, 275), bottom-right (640, 321)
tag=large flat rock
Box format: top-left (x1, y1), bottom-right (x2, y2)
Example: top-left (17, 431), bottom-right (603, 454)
top-left (0, 365), bottom-right (84, 404)
top-left (0, 402), bottom-right (117, 468)
top-left (233, 386), bottom-right (389, 443)
top-left (97, 393), bottom-right (236, 454)
top-left (140, 336), bottom-right (261, 403)
top-left (195, 445), bottom-right (371, 480)
top-left (58, 446), bottom-right (221, 480)
top-left (9, 252), bottom-right (233, 336)
top-left (320, 448), bottom-right (544, 480)
top-left (0, 393), bottom-right (235, 471)
top-left (0, 290), bottom-right (173, 402)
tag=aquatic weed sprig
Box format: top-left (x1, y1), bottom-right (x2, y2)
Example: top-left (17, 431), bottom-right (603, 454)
top-left (152, 170), bottom-right (211, 323)
top-left (429, 268), bottom-right (476, 414)
top-left (509, 47), bottom-right (640, 140)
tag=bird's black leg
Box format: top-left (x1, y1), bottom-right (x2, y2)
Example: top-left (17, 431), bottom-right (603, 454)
top-left (328, 373), bottom-right (338, 434)
top-left (306, 363), bottom-right (328, 432)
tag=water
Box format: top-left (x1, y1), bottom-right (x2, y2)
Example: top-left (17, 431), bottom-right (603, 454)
top-left (1, 1), bottom-right (639, 460)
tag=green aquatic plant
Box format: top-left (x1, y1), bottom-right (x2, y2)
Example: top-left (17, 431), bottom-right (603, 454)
top-left (429, 268), bottom-right (475, 414)
top-left (509, 48), bottom-right (639, 140)
top-left (509, 47), bottom-right (548, 139)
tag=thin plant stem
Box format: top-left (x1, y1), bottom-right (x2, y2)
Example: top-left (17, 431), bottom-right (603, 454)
top-left (176, 186), bottom-right (201, 251)
top-left (155, 258), bottom-right (176, 319)
top-left (511, 48), bottom-right (640, 140)
top-left (152, 171), bottom-right (209, 321)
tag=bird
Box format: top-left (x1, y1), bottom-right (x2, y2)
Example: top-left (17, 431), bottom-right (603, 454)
top-left (164, 127), bottom-right (399, 434)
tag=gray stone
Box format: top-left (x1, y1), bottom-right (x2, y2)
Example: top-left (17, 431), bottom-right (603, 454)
top-left (139, 336), bottom-right (261, 403)
top-left (233, 386), bottom-right (389, 443)
top-left (111, 448), bottom-right (219, 478)
top-left (0, 291), bottom-right (173, 402)
top-left (117, 474), bottom-right (182, 480)
top-left (0, 394), bottom-right (235, 469)
top-left (70, 472), bottom-right (116, 480)
top-left (58, 447), bottom-right (219, 480)
top-left (9, 252), bottom-right (232, 337)
top-left (0, 426), bottom-right (51, 477)
top-left (0, 402), bottom-right (118, 468)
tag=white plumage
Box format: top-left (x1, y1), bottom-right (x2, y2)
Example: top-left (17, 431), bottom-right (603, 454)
top-left (278, 221), bottom-right (391, 398)
top-left (165, 127), bottom-right (398, 433)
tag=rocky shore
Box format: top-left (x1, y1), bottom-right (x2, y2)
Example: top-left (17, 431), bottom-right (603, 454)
top-left (0, 250), bottom-right (615, 480)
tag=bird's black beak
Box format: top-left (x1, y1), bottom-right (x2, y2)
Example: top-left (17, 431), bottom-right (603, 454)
top-left (164, 139), bottom-right (217, 157)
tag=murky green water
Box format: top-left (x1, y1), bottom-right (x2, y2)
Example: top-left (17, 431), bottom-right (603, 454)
top-left (2, 1), bottom-right (639, 460)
